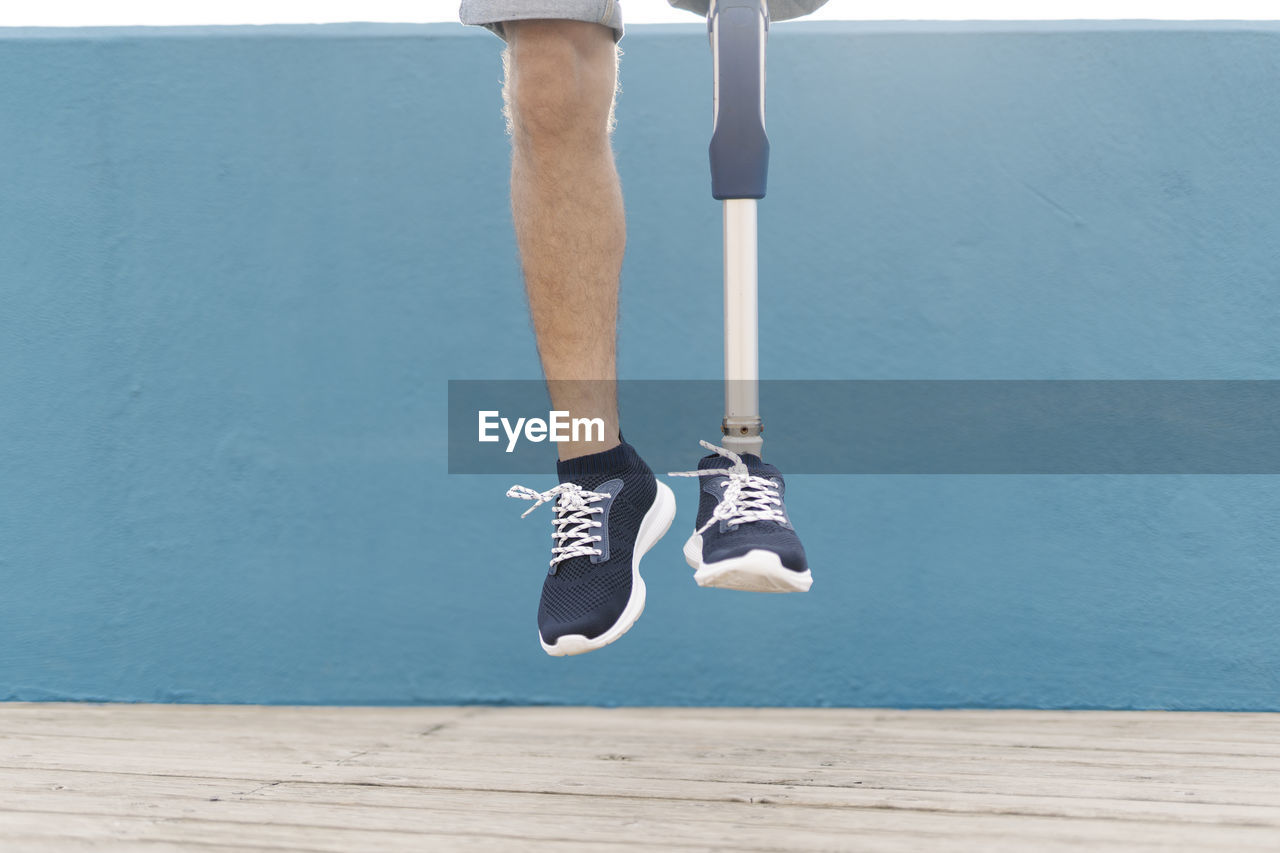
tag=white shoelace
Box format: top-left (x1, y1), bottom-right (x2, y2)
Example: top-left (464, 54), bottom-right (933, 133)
top-left (507, 482), bottom-right (612, 568)
top-left (669, 440), bottom-right (787, 535)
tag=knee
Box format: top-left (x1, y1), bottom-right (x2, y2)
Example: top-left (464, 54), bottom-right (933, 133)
top-left (503, 20), bottom-right (618, 146)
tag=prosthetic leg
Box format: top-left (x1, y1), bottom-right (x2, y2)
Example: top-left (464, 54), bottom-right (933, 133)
top-left (710, 0), bottom-right (769, 458)
top-left (666, 0), bottom-right (812, 593)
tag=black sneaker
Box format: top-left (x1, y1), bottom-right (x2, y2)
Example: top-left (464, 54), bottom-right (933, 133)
top-left (508, 440), bottom-right (676, 656)
top-left (669, 440), bottom-right (812, 593)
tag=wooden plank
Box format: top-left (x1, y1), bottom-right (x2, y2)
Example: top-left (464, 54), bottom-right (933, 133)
top-left (5, 835), bottom-right (303, 853)
top-left (8, 720), bottom-right (1280, 774)
top-left (7, 704), bottom-right (1280, 737)
top-left (3, 766), bottom-right (1279, 830)
top-left (5, 788), bottom-right (1280, 851)
top-left (5, 705), bottom-right (1279, 755)
top-left (5, 738), bottom-right (1278, 809)
top-left (0, 813), bottom-right (659, 853)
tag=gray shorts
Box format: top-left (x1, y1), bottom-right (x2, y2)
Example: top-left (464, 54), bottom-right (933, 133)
top-left (459, 0), bottom-right (627, 43)
top-left (458, 1), bottom-right (829, 43)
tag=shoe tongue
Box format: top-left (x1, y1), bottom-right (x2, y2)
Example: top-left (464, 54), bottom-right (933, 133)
top-left (699, 452), bottom-right (771, 474)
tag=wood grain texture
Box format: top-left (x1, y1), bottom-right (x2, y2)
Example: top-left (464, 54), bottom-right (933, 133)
top-left (1, 704), bottom-right (1277, 852)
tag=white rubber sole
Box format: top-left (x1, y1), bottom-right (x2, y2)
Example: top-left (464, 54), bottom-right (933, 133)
top-left (540, 481), bottom-right (677, 657)
top-left (683, 533), bottom-right (813, 593)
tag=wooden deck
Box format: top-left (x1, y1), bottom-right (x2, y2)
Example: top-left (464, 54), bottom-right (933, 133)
top-left (1, 704), bottom-right (1277, 851)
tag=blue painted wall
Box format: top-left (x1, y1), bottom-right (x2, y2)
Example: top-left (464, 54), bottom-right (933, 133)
top-left (2, 22), bottom-right (1278, 708)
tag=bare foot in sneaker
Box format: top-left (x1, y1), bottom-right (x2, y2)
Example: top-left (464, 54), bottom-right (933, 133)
top-left (509, 439), bottom-right (676, 655)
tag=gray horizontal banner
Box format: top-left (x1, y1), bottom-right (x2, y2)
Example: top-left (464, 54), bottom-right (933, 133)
top-left (448, 380), bottom-right (1280, 475)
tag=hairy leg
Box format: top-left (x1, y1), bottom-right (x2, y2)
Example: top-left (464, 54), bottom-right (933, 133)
top-left (504, 19), bottom-right (623, 460)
